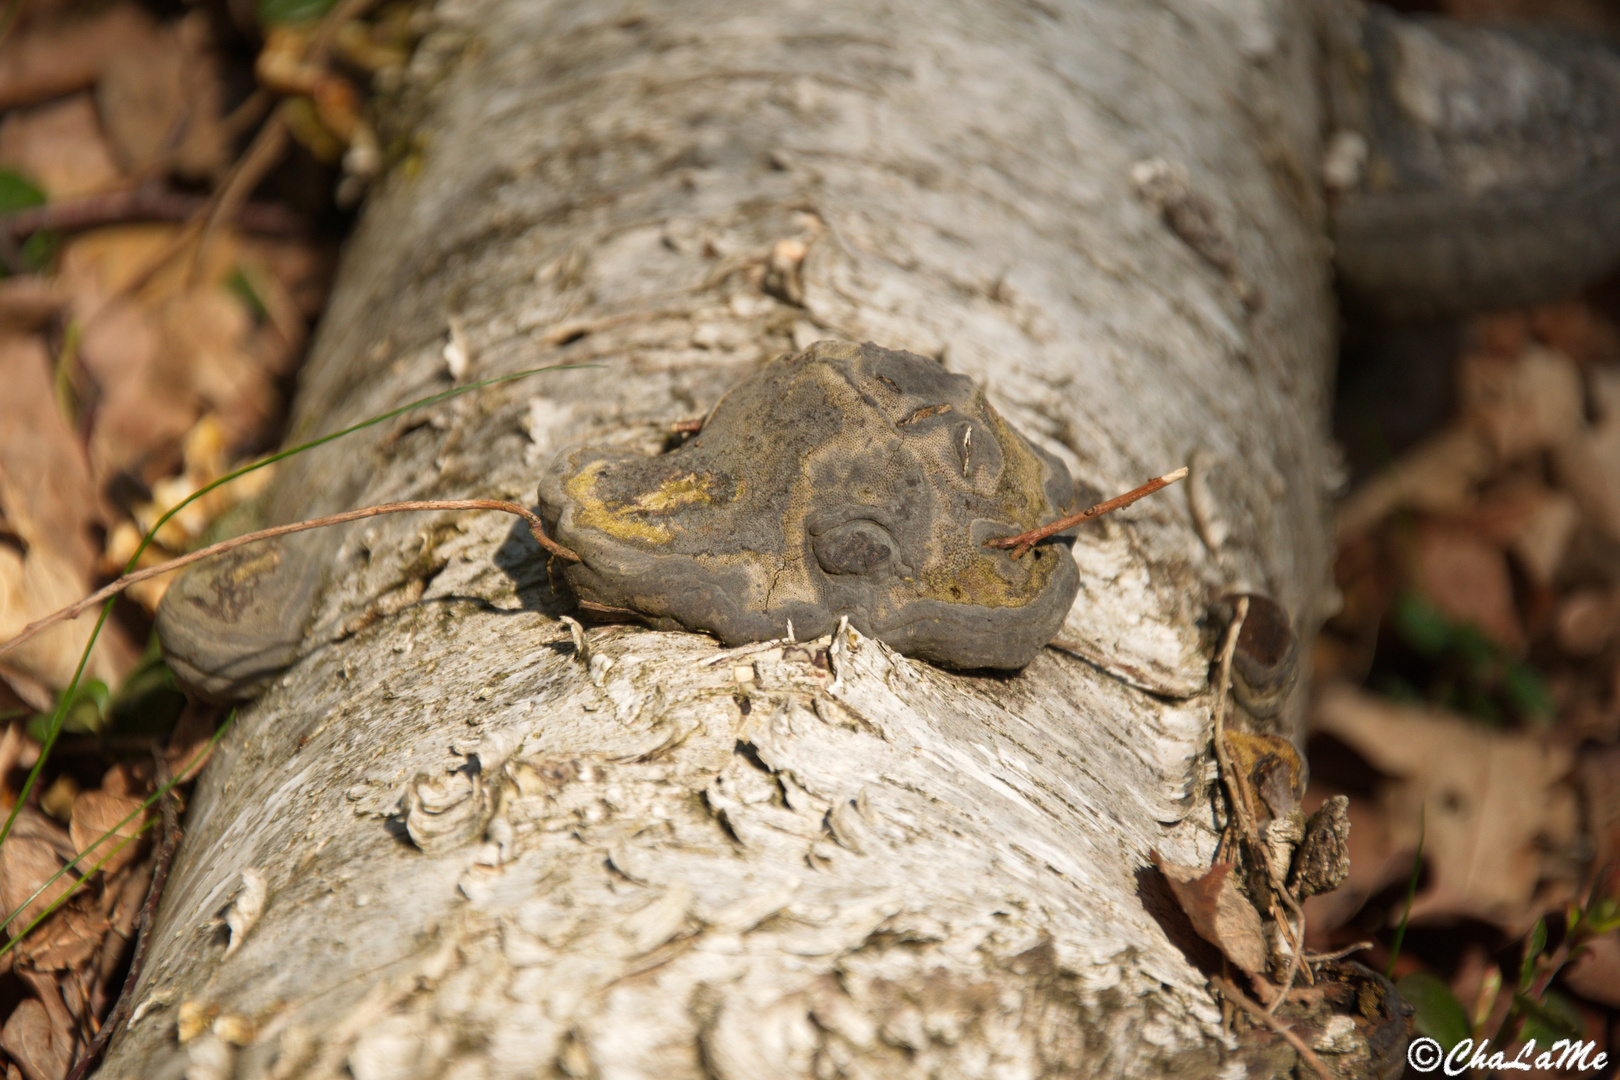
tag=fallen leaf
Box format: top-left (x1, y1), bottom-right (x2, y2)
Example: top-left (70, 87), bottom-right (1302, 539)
top-left (0, 5), bottom-right (161, 111)
top-left (18, 906), bottom-right (106, 970)
top-left (1152, 852), bottom-right (1269, 975)
top-left (1556, 364), bottom-right (1620, 542)
top-left (105, 860), bottom-right (150, 945)
top-left (69, 790), bottom-right (148, 877)
top-left (1554, 588), bottom-right (1620, 656)
top-left (95, 12), bottom-right (226, 180)
top-left (0, 93), bottom-right (122, 199)
top-left (168, 705), bottom-right (218, 781)
top-left (0, 277), bottom-right (67, 332)
top-left (0, 334), bottom-right (134, 692)
top-left (1459, 345), bottom-right (1583, 462)
top-left (1313, 683), bottom-right (1578, 932)
top-left (1336, 427), bottom-right (1494, 540)
top-left (1527, 298), bottom-right (1620, 368)
top-left (1407, 520), bottom-right (1524, 652)
top-left (1502, 486), bottom-right (1580, 586)
top-left (0, 835), bottom-right (75, 936)
top-left (73, 295), bottom-right (190, 489)
top-left (159, 286), bottom-right (275, 447)
top-left (99, 761), bottom-right (150, 800)
top-left (58, 228), bottom-right (279, 496)
top-left (0, 998), bottom-right (69, 1080)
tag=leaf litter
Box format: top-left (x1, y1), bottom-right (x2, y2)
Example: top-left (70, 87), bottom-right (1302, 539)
top-left (0, 0), bottom-right (1619, 1075)
top-left (1319, 235), bottom-right (1620, 1073)
top-left (0, 0), bottom-right (396, 1071)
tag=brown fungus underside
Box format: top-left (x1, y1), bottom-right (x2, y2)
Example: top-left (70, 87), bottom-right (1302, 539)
top-left (538, 342), bottom-right (1080, 669)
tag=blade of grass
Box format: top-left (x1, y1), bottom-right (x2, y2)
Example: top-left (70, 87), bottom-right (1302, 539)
top-left (0, 819), bottom-right (156, 961)
top-left (0, 363), bottom-right (587, 853)
top-left (1386, 802), bottom-right (1425, 977)
top-left (0, 712), bottom-right (234, 942)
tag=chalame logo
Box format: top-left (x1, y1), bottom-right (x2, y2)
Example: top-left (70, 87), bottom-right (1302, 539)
top-left (1408, 1037), bottom-right (1609, 1075)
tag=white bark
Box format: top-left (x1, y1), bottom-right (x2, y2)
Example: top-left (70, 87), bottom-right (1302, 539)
top-left (103, 0), bottom-right (1337, 1075)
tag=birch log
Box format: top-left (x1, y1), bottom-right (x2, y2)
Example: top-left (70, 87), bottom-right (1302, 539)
top-left (102, 0), bottom-right (1339, 1075)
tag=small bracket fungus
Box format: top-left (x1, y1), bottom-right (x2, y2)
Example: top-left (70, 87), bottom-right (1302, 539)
top-left (538, 342), bottom-right (1081, 669)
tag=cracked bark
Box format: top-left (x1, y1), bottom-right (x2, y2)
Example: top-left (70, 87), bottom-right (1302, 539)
top-left (101, 0), bottom-right (1341, 1076)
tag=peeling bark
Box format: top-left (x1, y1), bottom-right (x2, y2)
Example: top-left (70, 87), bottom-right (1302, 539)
top-left (102, 0), bottom-right (1339, 1075)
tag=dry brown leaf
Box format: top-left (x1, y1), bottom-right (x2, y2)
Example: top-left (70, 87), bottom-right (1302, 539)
top-left (1554, 589), bottom-right (1620, 656)
top-left (0, 721), bottom-right (39, 781)
top-left (1152, 852), bottom-right (1269, 974)
top-left (57, 223), bottom-right (194, 301)
top-left (1528, 298), bottom-right (1620, 367)
top-left (1313, 683), bottom-right (1578, 931)
top-left (0, 836), bottom-right (75, 936)
top-left (58, 228), bottom-right (279, 499)
top-left (1555, 364), bottom-right (1620, 543)
top-left (1336, 427), bottom-right (1495, 540)
top-left (159, 287), bottom-right (274, 446)
top-left (1503, 486), bottom-right (1580, 586)
top-left (0, 278), bottom-right (67, 333)
top-left (168, 704), bottom-right (217, 782)
top-left (37, 775), bottom-right (76, 822)
top-left (0, 5), bottom-right (160, 112)
top-left (74, 296), bottom-right (190, 487)
top-left (1408, 520), bottom-right (1525, 651)
top-left (239, 235), bottom-right (336, 326)
top-left (105, 861), bottom-right (150, 939)
top-left (0, 334), bottom-right (135, 692)
top-left (18, 906), bottom-right (106, 971)
top-left (1455, 479), bottom-right (1580, 586)
top-left (95, 12), bottom-right (227, 180)
top-left (69, 790), bottom-right (148, 877)
top-left (0, 997), bottom-right (70, 1080)
top-left (1459, 345), bottom-right (1584, 462)
top-left (1566, 660), bottom-right (1620, 743)
top-left (99, 761), bottom-right (149, 801)
top-left (0, 93), bottom-right (122, 199)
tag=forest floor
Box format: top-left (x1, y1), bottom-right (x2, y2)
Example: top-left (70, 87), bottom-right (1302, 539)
top-left (0, 0), bottom-right (1616, 1077)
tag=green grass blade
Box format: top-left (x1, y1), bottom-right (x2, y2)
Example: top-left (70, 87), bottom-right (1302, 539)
top-left (1386, 802), bottom-right (1425, 977)
top-left (0, 712), bottom-right (235, 940)
top-left (0, 820), bottom-right (156, 963)
top-left (0, 363), bottom-right (585, 854)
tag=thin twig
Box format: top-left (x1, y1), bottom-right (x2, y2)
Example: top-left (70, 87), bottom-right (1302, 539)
top-left (1269, 890), bottom-right (1307, 1015)
top-left (1211, 975), bottom-right (1333, 1080)
top-left (63, 751), bottom-right (181, 1080)
top-left (104, 0), bottom-right (375, 304)
top-left (1304, 941), bottom-right (1374, 964)
top-left (987, 467), bottom-right (1188, 558)
top-left (0, 500), bottom-right (579, 658)
top-left (192, 110), bottom-right (290, 283)
top-left (1211, 596), bottom-right (1255, 841)
top-left (2, 187), bottom-right (306, 240)
top-left (308, 0), bottom-right (383, 60)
